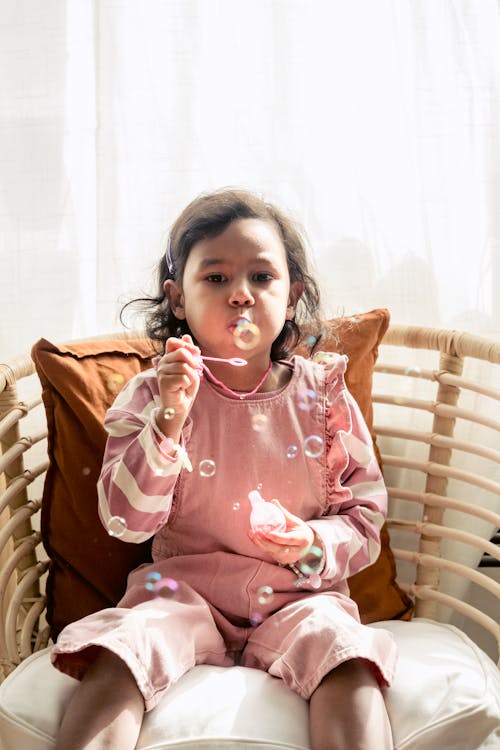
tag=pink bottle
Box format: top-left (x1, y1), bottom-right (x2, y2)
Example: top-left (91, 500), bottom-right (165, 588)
top-left (248, 489), bottom-right (286, 534)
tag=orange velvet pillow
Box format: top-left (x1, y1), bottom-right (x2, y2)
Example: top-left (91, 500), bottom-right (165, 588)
top-left (33, 308), bottom-right (412, 640)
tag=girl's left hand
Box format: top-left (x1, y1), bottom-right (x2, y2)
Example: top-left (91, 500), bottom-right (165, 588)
top-left (248, 498), bottom-right (315, 566)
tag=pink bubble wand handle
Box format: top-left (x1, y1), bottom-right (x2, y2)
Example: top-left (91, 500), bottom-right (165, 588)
top-left (201, 356), bottom-right (247, 367)
top-left (195, 355), bottom-right (248, 380)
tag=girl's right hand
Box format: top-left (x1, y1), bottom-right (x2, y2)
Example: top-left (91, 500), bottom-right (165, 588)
top-left (155, 334), bottom-right (201, 439)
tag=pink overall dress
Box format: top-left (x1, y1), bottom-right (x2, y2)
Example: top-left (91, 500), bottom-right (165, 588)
top-left (52, 354), bottom-right (397, 710)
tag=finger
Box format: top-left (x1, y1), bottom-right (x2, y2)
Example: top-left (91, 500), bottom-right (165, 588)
top-left (165, 336), bottom-right (187, 353)
top-left (160, 348), bottom-right (200, 371)
top-left (184, 374), bottom-right (200, 400)
top-left (181, 334), bottom-right (200, 355)
top-left (166, 336), bottom-right (200, 359)
top-left (251, 531), bottom-right (301, 557)
top-left (158, 369), bottom-right (199, 393)
top-left (158, 357), bottom-right (199, 374)
top-left (160, 375), bottom-right (194, 393)
top-left (263, 522), bottom-right (306, 541)
top-left (268, 497), bottom-right (298, 522)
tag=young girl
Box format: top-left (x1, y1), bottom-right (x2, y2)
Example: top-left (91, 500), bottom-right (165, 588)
top-left (53, 188), bottom-right (397, 750)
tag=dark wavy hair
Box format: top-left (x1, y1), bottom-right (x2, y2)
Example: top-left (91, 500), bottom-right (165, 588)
top-left (122, 188), bottom-right (323, 360)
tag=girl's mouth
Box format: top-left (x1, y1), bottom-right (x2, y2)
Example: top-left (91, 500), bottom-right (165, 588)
top-left (228, 316), bottom-right (251, 332)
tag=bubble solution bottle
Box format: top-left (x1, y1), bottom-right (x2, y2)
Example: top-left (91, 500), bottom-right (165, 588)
top-left (248, 489), bottom-right (286, 534)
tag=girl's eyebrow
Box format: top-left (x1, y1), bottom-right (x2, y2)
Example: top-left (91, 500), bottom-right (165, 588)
top-left (197, 255), bottom-right (279, 270)
top-left (198, 257), bottom-right (225, 270)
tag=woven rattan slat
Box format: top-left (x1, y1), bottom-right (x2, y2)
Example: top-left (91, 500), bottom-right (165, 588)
top-left (374, 364), bottom-right (500, 402)
top-left (382, 325), bottom-right (500, 363)
top-left (373, 394), bottom-right (435, 411)
top-left (374, 364), bottom-right (435, 380)
top-left (0, 471), bottom-right (47, 515)
top-left (374, 395), bottom-right (500, 433)
top-left (20, 599), bottom-right (47, 659)
top-left (0, 432), bottom-right (47, 475)
top-left (382, 455), bottom-right (500, 495)
top-left (0, 506), bottom-right (41, 552)
top-left (0, 404), bottom-right (31, 439)
top-left (388, 520), bottom-right (500, 562)
top-left (376, 426), bottom-right (500, 464)
top-left (386, 487), bottom-right (500, 526)
top-left (434, 403), bottom-right (500, 432)
top-left (5, 562), bottom-right (48, 659)
top-left (435, 372), bottom-right (500, 401)
top-left (393, 549), bottom-right (500, 599)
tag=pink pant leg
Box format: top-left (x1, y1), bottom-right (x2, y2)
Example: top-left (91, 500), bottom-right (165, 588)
top-left (52, 580), bottom-right (232, 711)
top-left (241, 592), bottom-right (397, 699)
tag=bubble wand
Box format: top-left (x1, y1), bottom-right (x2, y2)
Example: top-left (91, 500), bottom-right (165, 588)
top-left (197, 356), bottom-right (273, 400)
top-left (199, 356), bottom-right (247, 367)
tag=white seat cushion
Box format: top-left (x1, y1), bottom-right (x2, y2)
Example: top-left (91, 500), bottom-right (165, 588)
top-left (0, 619), bottom-right (499, 750)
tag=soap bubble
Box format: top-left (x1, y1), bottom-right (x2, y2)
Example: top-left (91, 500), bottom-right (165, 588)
top-left (249, 612), bottom-right (263, 627)
top-left (297, 388), bottom-right (316, 411)
top-left (145, 573), bottom-right (179, 598)
top-left (107, 516), bottom-right (127, 537)
top-left (233, 320), bottom-right (261, 350)
top-left (404, 365), bottom-right (422, 378)
top-left (251, 414), bottom-right (268, 432)
top-left (257, 585), bottom-right (274, 605)
top-left (312, 352), bottom-right (336, 366)
top-left (163, 407), bottom-right (175, 420)
top-left (306, 335), bottom-right (318, 347)
top-left (286, 445), bottom-right (299, 459)
top-left (297, 545), bottom-right (324, 575)
top-left (145, 571), bottom-right (162, 590)
top-left (156, 577), bottom-right (179, 598)
top-left (232, 501), bottom-right (241, 511)
top-left (106, 373), bottom-right (125, 393)
top-left (308, 574), bottom-right (323, 589)
top-left (82, 467), bottom-right (91, 476)
top-left (199, 459), bottom-right (216, 477)
top-left (304, 435), bottom-right (324, 458)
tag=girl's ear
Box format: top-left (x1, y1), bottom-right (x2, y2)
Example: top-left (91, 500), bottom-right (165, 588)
top-left (163, 279), bottom-right (186, 319)
top-left (286, 280), bottom-right (304, 319)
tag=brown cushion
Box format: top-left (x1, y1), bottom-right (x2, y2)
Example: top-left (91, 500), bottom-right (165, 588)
top-left (33, 308), bottom-right (413, 640)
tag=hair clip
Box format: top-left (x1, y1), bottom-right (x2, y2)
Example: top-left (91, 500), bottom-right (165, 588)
top-left (165, 237), bottom-right (175, 275)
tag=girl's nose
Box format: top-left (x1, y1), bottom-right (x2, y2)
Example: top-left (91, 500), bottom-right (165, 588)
top-left (228, 284), bottom-right (254, 307)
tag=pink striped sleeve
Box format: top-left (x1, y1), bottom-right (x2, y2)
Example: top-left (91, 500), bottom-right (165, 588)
top-left (308, 360), bottom-right (387, 583)
top-left (97, 369), bottom-right (191, 544)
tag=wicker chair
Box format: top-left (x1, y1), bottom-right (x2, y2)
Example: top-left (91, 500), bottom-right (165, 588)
top-left (0, 324), bottom-right (499, 750)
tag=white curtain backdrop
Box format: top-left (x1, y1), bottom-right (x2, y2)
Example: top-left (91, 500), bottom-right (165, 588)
top-left (1, 0), bottom-right (500, 359)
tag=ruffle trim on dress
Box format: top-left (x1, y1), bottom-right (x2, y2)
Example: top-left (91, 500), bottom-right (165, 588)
top-left (311, 351), bottom-right (354, 506)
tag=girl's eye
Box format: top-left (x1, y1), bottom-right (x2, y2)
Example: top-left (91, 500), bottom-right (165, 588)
top-left (253, 273), bottom-right (274, 283)
top-left (205, 274), bottom-right (226, 283)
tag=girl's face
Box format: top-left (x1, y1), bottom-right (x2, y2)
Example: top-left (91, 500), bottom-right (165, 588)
top-left (166, 218), bottom-right (301, 362)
